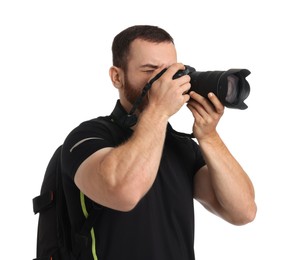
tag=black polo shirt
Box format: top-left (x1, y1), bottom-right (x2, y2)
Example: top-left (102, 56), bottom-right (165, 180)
top-left (61, 100), bottom-right (206, 260)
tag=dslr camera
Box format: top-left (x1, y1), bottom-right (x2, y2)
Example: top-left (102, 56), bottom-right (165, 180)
top-left (127, 65), bottom-right (251, 126)
top-left (152, 65), bottom-right (251, 110)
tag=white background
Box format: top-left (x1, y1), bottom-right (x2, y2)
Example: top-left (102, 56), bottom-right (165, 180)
top-left (1, 0), bottom-right (287, 259)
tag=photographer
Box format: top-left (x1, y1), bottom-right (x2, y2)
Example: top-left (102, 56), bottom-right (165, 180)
top-left (61, 25), bottom-right (257, 260)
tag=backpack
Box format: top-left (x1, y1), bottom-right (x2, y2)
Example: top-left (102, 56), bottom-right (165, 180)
top-left (32, 144), bottom-right (99, 260)
top-left (33, 145), bottom-right (74, 260)
top-left (32, 115), bottom-right (126, 260)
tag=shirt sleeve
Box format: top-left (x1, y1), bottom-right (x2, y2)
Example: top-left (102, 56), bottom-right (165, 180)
top-left (190, 139), bottom-right (206, 174)
top-left (61, 118), bottom-right (118, 180)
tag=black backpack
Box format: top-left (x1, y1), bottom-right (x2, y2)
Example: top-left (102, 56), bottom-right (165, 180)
top-left (33, 145), bottom-right (72, 260)
top-left (32, 116), bottom-right (124, 260)
top-left (32, 145), bottom-right (99, 260)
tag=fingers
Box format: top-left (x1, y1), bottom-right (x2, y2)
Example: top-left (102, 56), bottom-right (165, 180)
top-left (150, 62), bottom-right (191, 100)
top-left (148, 63), bottom-right (186, 84)
top-left (189, 91), bottom-right (224, 116)
top-left (165, 63), bottom-right (191, 95)
top-left (145, 63), bottom-right (192, 117)
top-left (164, 63), bottom-right (186, 78)
top-left (207, 92), bottom-right (225, 115)
top-left (188, 92), bottom-right (212, 117)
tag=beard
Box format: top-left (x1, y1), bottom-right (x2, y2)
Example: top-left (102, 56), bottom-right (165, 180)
top-left (123, 74), bottom-right (149, 112)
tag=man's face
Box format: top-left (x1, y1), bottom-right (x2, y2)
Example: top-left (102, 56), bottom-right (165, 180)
top-left (122, 39), bottom-right (177, 112)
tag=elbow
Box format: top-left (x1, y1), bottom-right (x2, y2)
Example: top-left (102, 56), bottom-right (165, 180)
top-left (102, 170), bottom-right (151, 212)
top-left (105, 184), bottom-right (144, 212)
top-left (244, 201), bottom-right (257, 224)
top-left (110, 193), bottom-right (142, 212)
top-left (230, 201), bottom-right (257, 226)
top-left (117, 198), bottom-right (140, 212)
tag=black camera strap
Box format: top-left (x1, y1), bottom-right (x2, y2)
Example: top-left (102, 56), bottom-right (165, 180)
top-left (128, 68), bottom-right (168, 118)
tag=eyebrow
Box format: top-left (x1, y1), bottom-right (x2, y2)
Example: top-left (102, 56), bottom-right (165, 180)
top-left (139, 64), bottom-right (159, 70)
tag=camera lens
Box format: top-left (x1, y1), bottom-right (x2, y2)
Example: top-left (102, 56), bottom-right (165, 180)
top-left (225, 75), bottom-right (239, 103)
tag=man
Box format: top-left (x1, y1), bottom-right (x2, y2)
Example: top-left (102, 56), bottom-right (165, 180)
top-left (61, 25), bottom-right (257, 260)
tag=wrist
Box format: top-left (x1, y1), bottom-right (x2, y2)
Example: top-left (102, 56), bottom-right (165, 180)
top-left (134, 106), bottom-right (168, 135)
top-left (197, 131), bottom-right (223, 147)
top-left (142, 104), bottom-right (169, 125)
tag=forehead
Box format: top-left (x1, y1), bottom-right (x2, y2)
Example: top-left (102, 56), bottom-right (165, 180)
top-left (127, 39), bottom-right (177, 67)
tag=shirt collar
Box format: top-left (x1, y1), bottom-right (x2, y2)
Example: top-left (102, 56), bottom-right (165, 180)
top-left (110, 100), bottom-right (138, 128)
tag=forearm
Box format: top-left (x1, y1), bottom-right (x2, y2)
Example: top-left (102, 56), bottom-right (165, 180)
top-left (198, 132), bottom-right (256, 224)
top-left (98, 105), bottom-right (169, 208)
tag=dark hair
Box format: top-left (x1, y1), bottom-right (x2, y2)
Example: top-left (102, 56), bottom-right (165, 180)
top-left (112, 25), bottom-right (174, 70)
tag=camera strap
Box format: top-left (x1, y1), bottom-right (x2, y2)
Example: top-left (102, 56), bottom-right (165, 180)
top-left (128, 82), bottom-right (151, 117)
top-left (128, 68), bottom-right (168, 118)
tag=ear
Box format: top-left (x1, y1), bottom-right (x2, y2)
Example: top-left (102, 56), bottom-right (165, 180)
top-left (109, 66), bottom-right (124, 89)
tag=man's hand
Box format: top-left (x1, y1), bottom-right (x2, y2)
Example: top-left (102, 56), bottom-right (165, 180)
top-left (147, 63), bottom-right (191, 120)
top-left (187, 91), bottom-right (224, 140)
